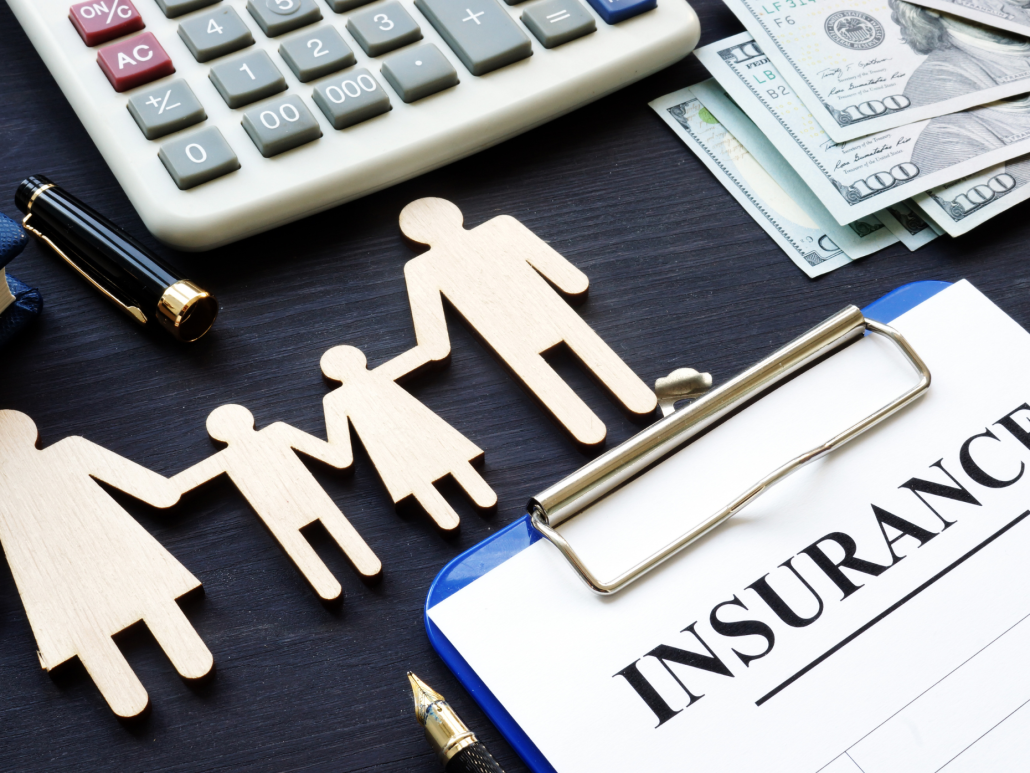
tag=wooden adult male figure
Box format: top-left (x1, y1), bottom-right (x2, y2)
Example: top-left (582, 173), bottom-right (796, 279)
top-left (174, 405), bottom-right (381, 602)
top-left (399, 198), bottom-right (657, 447)
top-left (0, 410), bottom-right (212, 718)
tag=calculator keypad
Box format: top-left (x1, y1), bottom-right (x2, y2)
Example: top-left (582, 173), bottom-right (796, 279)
top-left (346, 2), bottom-right (422, 56)
top-left (241, 94), bottom-right (323, 155)
top-left (312, 68), bottom-right (391, 128)
top-left (246, 0), bottom-right (323, 36)
top-left (70, 0), bottom-right (145, 46)
top-left (158, 126), bottom-right (241, 188)
top-left (97, 32), bottom-right (176, 91)
top-left (415, 0), bottom-right (530, 76)
top-left (380, 42), bottom-right (457, 102)
top-left (278, 25), bottom-right (355, 81)
top-left (178, 7), bottom-right (254, 61)
top-left (103, 0), bottom-right (658, 192)
top-left (209, 49), bottom-right (287, 107)
top-left (520, 0), bottom-right (594, 48)
top-left (128, 78), bottom-right (206, 137)
top-left (154, 0), bottom-right (220, 18)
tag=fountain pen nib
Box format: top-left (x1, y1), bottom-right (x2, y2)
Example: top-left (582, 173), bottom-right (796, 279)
top-left (408, 671), bottom-right (445, 726)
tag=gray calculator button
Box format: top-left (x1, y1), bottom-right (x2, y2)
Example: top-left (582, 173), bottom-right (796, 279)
top-left (128, 79), bottom-right (207, 139)
top-left (155, 0), bottom-right (220, 18)
top-left (159, 127), bottom-right (240, 189)
top-left (325, 0), bottom-right (374, 10)
top-left (241, 94), bottom-right (323, 156)
top-left (312, 68), bottom-right (391, 128)
top-left (210, 50), bottom-right (287, 108)
top-left (279, 26), bottom-right (355, 81)
top-left (178, 7), bottom-right (254, 62)
top-left (520, 0), bottom-right (594, 48)
top-left (346, 1), bottom-right (422, 56)
top-left (246, 0), bottom-right (322, 36)
top-left (380, 43), bottom-right (457, 102)
top-left (415, 0), bottom-right (531, 76)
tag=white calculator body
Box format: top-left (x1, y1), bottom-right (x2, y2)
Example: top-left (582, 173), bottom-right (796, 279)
top-left (8, 0), bottom-right (699, 250)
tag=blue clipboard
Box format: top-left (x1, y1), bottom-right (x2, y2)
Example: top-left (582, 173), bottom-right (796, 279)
top-left (424, 280), bottom-right (952, 773)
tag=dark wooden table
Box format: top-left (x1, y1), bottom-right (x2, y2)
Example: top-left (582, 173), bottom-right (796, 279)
top-left (3, 0), bottom-right (1030, 769)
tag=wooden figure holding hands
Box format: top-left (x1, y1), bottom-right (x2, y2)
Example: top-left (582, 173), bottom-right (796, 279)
top-left (399, 198), bottom-right (658, 447)
top-left (173, 405), bottom-right (381, 601)
top-left (0, 410), bottom-right (213, 718)
top-left (321, 345), bottom-right (496, 531)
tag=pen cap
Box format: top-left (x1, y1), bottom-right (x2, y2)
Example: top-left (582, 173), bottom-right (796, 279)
top-left (16, 175), bottom-right (217, 342)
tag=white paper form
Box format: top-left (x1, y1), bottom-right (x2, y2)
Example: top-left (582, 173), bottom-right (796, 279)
top-left (429, 281), bottom-right (1030, 773)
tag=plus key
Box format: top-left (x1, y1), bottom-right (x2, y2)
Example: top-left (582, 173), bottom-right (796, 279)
top-left (97, 32), bottom-right (175, 92)
top-left (70, 0), bottom-right (145, 47)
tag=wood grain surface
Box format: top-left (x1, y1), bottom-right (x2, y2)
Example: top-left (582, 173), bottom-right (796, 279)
top-left (3, 0), bottom-right (1030, 768)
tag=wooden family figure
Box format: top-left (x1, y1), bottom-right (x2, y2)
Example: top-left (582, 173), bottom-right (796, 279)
top-left (398, 198), bottom-right (658, 446)
top-left (0, 410), bottom-right (212, 719)
top-left (0, 198), bottom-right (663, 719)
top-left (173, 405), bottom-right (382, 602)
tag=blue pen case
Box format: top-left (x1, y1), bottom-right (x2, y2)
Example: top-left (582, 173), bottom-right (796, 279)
top-left (0, 212), bottom-right (43, 348)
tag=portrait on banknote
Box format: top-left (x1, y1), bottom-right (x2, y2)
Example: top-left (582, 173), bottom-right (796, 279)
top-left (910, 97), bottom-right (1030, 174)
top-left (890, 0), bottom-right (1030, 107)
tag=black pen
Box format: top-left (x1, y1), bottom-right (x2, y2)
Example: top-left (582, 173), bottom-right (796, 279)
top-left (15, 175), bottom-right (217, 342)
top-left (408, 672), bottom-right (506, 773)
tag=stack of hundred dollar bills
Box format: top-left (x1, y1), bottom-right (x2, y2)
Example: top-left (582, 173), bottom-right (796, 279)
top-left (651, 0), bottom-right (1030, 276)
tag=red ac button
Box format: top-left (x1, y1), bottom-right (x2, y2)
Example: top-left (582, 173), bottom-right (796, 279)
top-left (97, 32), bottom-right (175, 92)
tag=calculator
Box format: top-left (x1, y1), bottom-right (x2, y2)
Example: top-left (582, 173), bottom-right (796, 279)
top-left (8, 0), bottom-right (699, 250)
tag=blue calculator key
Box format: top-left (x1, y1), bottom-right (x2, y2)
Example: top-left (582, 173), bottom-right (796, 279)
top-left (583, 0), bottom-right (655, 24)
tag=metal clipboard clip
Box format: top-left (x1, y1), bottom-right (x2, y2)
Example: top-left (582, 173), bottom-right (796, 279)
top-left (529, 306), bottom-right (931, 595)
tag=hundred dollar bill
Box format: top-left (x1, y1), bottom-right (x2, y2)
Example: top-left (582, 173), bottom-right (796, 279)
top-left (913, 156), bottom-right (1030, 233)
top-left (874, 200), bottom-right (941, 247)
top-left (906, 0), bottom-right (1030, 39)
top-left (696, 33), bottom-right (1030, 223)
top-left (689, 75), bottom-right (940, 250)
top-left (650, 84), bottom-right (899, 277)
top-left (720, 0), bottom-right (1030, 142)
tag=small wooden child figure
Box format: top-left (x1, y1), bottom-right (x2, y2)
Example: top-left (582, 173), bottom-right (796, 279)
top-left (399, 198), bottom-right (658, 447)
top-left (321, 345), bottom-right (497, 531)
top-left (0, 410), bottom-right (213, 718)
top-left (173, 405), bottom-right (381, 601)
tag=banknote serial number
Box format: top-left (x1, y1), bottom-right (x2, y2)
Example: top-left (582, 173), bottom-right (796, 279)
top-left (759, 0), bottom-right (818, 27)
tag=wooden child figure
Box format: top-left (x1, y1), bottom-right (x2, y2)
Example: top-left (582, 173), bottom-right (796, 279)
top-left (399, 198), bottom-right (658, 447)
top-left (0, 410), bottom-right (213, 718)
top-left (173, 405), bottom-right (381, 602)
top-left (321, 345), bottom-right (496, 532)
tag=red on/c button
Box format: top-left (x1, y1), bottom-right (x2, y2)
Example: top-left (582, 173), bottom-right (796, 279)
top-left (97, 32), bottom-right (175, 92)
top-left (70, 0), bottom-right (145, 47)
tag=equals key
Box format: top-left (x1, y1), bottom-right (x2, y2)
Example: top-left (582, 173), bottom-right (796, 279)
top-left (70, 0), bottom-right (146, 46)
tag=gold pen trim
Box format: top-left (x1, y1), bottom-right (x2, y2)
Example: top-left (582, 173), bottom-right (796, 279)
top-left (25, 183), bottom-right (54, 211)
top-left (409, 672), bottom-right (478, 765)
top-left (156, 280), bottom-right (219, 343)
